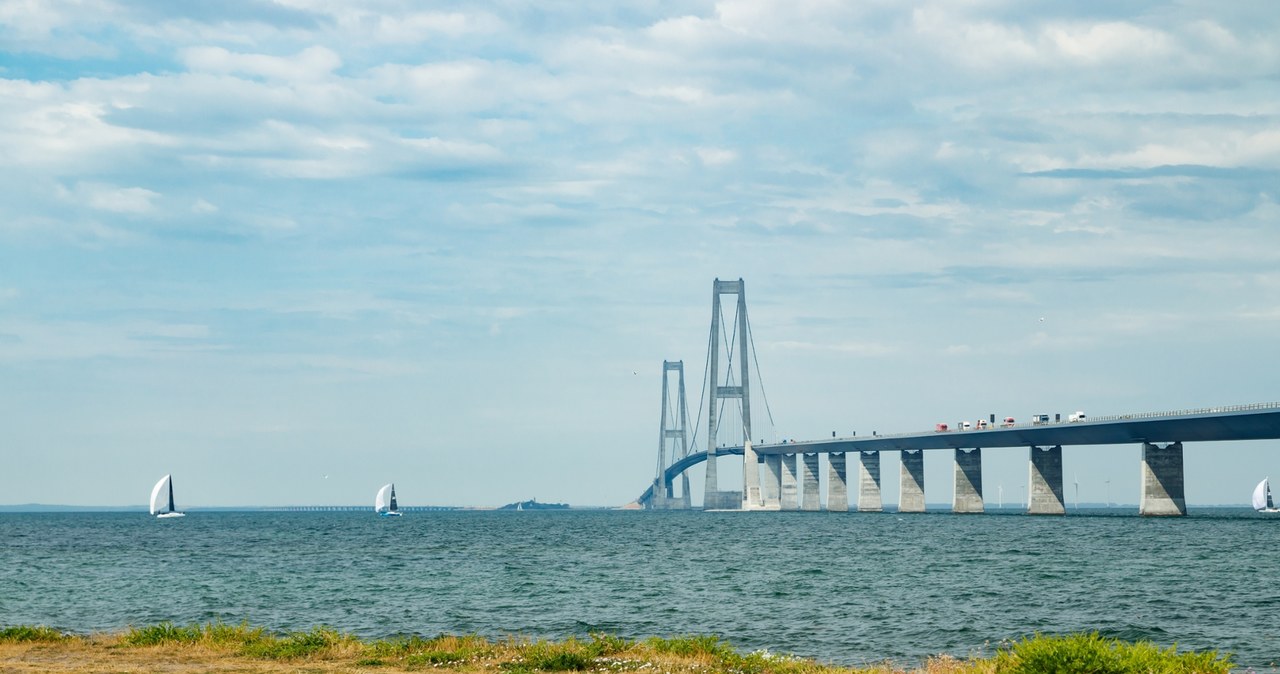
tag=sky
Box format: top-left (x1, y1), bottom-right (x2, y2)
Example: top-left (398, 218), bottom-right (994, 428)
top-left (1, 0), bottom-right (1279, 509)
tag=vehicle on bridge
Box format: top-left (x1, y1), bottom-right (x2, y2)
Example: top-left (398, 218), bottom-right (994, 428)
top-left (1001, 416), bottom-right (1015, 427)
top-left (958, 421), bottom-right (972, 430)
top-left (1033, 414), bottom-right (1050, 425)
top-left (1069, 411), bottom-right (1087, 422)
top-left (935, 423), bottom-right (949, 432)
top-left (976, 419), bottom-right (989, 430)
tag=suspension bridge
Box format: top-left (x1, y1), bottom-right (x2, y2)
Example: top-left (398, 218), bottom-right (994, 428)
top-left (637, 278), bottom-right (1280, 515)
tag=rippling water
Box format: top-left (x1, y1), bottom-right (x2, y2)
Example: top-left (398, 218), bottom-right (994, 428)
top-left (2, 509), bottom-right (1278, 667)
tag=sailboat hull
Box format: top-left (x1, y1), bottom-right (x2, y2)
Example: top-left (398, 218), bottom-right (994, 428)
top-left (379, 511), bottom-right (403, 517)
top-left (156, 512), bottom-right (186, 519)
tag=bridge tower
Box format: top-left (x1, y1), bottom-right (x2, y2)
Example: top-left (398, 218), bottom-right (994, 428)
top-left (704, 278), bottom-right (751, 510)
top-left (651, 360), bottom-right (692, 509)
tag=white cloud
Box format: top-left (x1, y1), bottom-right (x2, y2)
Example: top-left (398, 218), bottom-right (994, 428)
top-left (695, 147), bottom-right (738, 166)
top-left (58, 182), bottom-right (160, 214)
top-left (180, 45), bottom-right (342, 82)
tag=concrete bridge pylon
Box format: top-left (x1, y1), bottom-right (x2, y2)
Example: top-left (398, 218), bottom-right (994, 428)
top-left (704, 278), bottom-right (751, 510)
top-left (650, 360), bottom-right (691, 510)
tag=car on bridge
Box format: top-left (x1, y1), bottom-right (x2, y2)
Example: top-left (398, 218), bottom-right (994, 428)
top-left (935, 423), bottom-right (949, 432)
top-left (1032, 414), bottom-right (1051, 425)
top-left (1001, 416), bottom-right (1016, 427)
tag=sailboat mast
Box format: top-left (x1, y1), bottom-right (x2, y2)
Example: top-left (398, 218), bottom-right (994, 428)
top-left (167, 478), bottom-right (175, 514)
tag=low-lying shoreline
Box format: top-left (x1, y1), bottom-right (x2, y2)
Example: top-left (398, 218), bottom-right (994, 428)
top-left (0, 623), bottom-right (1235, 674)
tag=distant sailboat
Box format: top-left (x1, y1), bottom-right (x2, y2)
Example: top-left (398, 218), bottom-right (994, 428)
top-left (1252, 478), bottom-right (1279, 513)
top-left (375, 483), bottom-right (403, 517)
top-left (149, 474), bottom-right (185, 519)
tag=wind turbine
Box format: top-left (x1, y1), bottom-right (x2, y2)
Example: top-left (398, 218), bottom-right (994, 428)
top-left (1074, 473), bottom-right (1080, 510)
top-left (998, 484), bottom-right (1004, 510)
top-left (1105, 479), bottom-right (1112, 508)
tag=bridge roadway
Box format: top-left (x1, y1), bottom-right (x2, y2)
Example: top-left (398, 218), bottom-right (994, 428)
top-left (639, 402), bottom-right (1280, 510)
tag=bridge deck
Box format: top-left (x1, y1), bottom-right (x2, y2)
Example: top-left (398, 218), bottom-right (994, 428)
top-left (760, 403), bottom-right (1280, 454)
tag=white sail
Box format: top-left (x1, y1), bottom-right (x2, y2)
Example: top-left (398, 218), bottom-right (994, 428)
top-left (375, 483), bottom-right (393, 513)
top-left (150, 474), bottom-right (171, 515)
top-left (1253, 479), bottom-right (1270, 511)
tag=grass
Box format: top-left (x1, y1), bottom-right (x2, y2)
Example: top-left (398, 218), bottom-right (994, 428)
top-left (0, 624), bottom-right (1236, 674)
top-left (0, 625), bottom-right (67, 643)
top-left (992, 632), bottom-right (1233, 674)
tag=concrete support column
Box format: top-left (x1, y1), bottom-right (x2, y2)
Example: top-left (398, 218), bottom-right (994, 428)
top-left (1028, 445), bottom-right (1065, 515)
top-left (742, 440), bottom-right (763, 510)
top-left (953, 448), bottom-right (984, 514)
top-left (702, 450), bottom-right (719, 510)
top-left (857, 451), bottom-right (884, 512)
top-left (827, 453), bottom-right (848, 512)
top-left (899, 450), bottom-right (925, 513)
top-left (781, 454), bottom-right (799, 510)
top-left (678, 472), bottom-right (691, 509)
top-left (650, 479), bottom-right (667, 510)
top-left (801, 454), bottom-right (821, 511)
top-left (764, 455), bottom-right (782, 509)
top-left (1140, 442), bottom-right (1186, 516)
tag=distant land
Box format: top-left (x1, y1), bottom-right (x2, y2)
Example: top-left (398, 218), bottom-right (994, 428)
top-left (496, 498), bottom-right (571, 511)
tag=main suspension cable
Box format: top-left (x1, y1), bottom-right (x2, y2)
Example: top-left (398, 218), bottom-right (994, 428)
top-left (746, 311), bottom-right (776, 436)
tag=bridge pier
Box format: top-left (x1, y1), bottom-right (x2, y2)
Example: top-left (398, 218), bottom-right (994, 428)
top-left (953, 448), bottom-right (984, 513)
top-left (1028, 445), bottom-right (1065, 515)
top-left (702, 448), bottom-right (721, 509)
top-left (827, 453), bottom-right (848, 511)
top-left (899, 450), bottom-right (925, 512)
top-left (857, 451), bottom-right (883, 512)
top-left (764, 455), bottom-right (782, 509)
top-left (781, 454), bottom-right (799, 510)
top-left (801, 454), bottom-right (821, 511)
top-left (1140, 441), bottom-right (1186, 516)
top-left (742, 441), bottom-right (763, 509)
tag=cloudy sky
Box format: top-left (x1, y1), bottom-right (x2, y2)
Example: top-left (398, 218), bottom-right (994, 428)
top-left (2, 0), bottom-right (1278, 508)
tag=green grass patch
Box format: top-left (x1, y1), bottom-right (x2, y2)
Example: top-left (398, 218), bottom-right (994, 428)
top-left (368, 633), bottom-right (495, 666)
top-left (0, 625), bottom-right (69, 643)
top-left (994, 633), bottom-right (1233, 674)
top-left (240, 626), bottom-right (358, 660)
top-left (586, 633), bottom-right (632, 657)
top-left (644, 634), bottom-right (735, 659)
top-left (123, 621), bottom-right (266, 647)
top-left (124, 622), bottom-right (203, 645)
top-left (518, 638), bottom-right (596, 671)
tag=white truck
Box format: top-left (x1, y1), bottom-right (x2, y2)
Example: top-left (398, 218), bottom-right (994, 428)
top-left (1069, 411), bottom-right (1086, 422)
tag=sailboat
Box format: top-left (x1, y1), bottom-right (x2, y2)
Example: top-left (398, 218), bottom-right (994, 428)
top-left (1252, 478), bottom-right (1279, 513)
top-left (375, 483), bottom-right (403, 517)
top-left (149, 474), bottom-right (185, 518)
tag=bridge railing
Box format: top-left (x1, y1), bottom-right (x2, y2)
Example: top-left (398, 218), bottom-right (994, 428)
top-left (1084, 401), bottom-right (1280, 424)
top-left (798, 401), bottom-right (1280, 445)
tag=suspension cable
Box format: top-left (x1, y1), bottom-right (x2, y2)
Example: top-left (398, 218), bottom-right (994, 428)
top-left (713, 299), bottom-right (740, 448)
top-left (746, 310), bottom-right (776, 436)
top-left (685, 313), bottom-right (714, 456)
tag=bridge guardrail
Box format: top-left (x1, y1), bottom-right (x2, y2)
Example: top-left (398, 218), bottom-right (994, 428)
top-left (797, 401), bottom-right (1280, 446)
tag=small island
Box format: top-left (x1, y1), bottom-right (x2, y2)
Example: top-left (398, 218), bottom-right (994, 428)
top-left (498, 498), bottom-right (570, 511)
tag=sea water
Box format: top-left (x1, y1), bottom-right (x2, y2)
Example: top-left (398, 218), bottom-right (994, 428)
top-left (1, 509), bottom-right (1277, 667)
